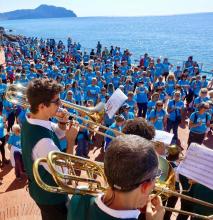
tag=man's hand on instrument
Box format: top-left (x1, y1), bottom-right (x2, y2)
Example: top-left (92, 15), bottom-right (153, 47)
top-left (56, 108), bottom-right (70, 123)
top-left (66, 120), bottom-right (79, 142)
top-left (146, 194), bottom-right (165, 220)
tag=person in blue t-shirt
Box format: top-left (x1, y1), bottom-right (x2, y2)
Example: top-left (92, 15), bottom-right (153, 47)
top-left (167, 92), bottom-right (184, 143)
top-left (111, 72), bottom-right (120, 89)
top-left (149, 101), bottom-right (167, 131)
top-left (188, 102), bottom-right (211, 147)
top-left (103, 67), bottom-right (113, 84)
top-left (8, 124), bottom-right (24, 180)
top-left (71, 81), bottom-right (82, 105)
top-left (174, 66), bottom-right (182, 80)
top-left (146, 92), bottom-right (159, 120)
top-left (190, 75), bottom-right (202, 98)
top-left (104, 115), bottom-right (125, 151)
top-left (165, 74), bottom-right (176, 96)
top-left (86, 78), bottom-right (100, 105)
top-left (17, 104), bottom-right (30, 127)
top-left (124, 78), bottom-right (134, 95)
top-left (153, 76), bottom-right (165, 90)
top-left (162, 58), bottom-right (172, 80)
top-left (193, 88), bottom-right (209, 111)
top-left (154, 58), bottom-right (164, 82)
top-left (125, 91), bottom-right (137, 115)
top-left (135, 81), bottom-right (149, 118)
top-left (120, 103), bottom-right (135, 120)
top-left (201, 75), bottom-right (208, 88)
top-left (178, 75), bottom-right (190, 93)
top-left (0, 114), bottom-right (9, 167)
top-left (0, 78), bottom-right (7, 110)
top-left (98, 87), bottom-right (108, 103)
top-left (75, 113), bottom-right (90, 158)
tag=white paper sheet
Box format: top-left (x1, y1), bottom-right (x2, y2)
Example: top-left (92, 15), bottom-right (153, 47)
top-left (105, 88), bottom-right (128, 119)
top-left (177, 143), bottom-right (213, 190)
top-left (154, 130), bottom-right (174, 145)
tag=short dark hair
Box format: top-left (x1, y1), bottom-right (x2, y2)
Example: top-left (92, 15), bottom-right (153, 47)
top-left (26, 78), bottom-right (63, 114)
top-left (104, 135), bottom-right (158, 192)
top-left (122, 118), bottom-right (155, 140)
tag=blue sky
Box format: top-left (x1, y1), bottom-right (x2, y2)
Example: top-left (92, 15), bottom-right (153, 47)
top-left (1, 0), bottom-right (213, 16)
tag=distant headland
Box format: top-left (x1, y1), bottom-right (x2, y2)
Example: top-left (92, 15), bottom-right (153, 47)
top-left (0, 5), bottom-right (77, 20)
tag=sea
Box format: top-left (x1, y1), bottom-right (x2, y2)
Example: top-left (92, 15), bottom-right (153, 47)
top-left (1, 13), bottom-right (213, 73)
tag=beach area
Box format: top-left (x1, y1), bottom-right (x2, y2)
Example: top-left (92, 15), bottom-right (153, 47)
top-left (0, 15), bottom-right (213, 220)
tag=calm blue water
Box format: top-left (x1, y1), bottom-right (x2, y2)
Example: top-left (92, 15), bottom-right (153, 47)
top-left (1, 13), bottom-right (213, 71)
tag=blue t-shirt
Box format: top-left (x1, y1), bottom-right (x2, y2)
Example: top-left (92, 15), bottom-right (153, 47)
top-left (154, 81), bottom-right (165, 89)
top-left (103, 72), bottom-right (113, 84)
top-left (168, 99), bottom-right (184, 121)
top-left (146, 100), bottom-right (156, 119)
top-left (149, 109), bottom-right (166, 130)
top-left (191, 81), bottom-right (202, 96)
top-left (165, 80), bottom-right (176, 96)
top-left (0, 116), bottom-right (5, 138)
top-left (125, 100), bottom-right (136, 113)
top-left (112, 76), bottom-right (120, 89)
top-left (8, 133), bottom-right (21, 149)
top-left (18, 108), bottom-right (29, 125)
top-left (105, 122), bottom-right (122, 147)
top-left (174, 70), bottom-right (182, 79)
top-left (178, 79), bottom-right (190, 91)
top-left (135, 86), bottom-right (148, 103)
top-left (122, 111), bottom-right (135, 120)
top-left (154, 63), bottom-right (164, 77)
top-left (201, 80), bottom-right (208, 88)
top-left (0, 84), bottom-right (7, 95)
top-left (86, 85), bottom-right (100, 103)
top-left (72, 87), bottom-right (82, 102)
top-left (190, 112), bottom-right (211, 134)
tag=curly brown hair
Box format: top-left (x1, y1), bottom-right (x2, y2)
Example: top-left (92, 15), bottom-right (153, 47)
top-left (26, 78), bottom-right (63, 114)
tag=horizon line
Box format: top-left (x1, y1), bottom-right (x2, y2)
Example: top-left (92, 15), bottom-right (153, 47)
top-left (77, 11), bottom-right (213, 17)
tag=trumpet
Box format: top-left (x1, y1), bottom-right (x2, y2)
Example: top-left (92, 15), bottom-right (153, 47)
top-left (5, 83), bottom-right (122, 139)
top-left (5, 83), bottom-right (213, 219)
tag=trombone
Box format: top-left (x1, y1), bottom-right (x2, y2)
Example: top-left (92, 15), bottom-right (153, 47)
top-left (5, 83), bottom-right (213, 219)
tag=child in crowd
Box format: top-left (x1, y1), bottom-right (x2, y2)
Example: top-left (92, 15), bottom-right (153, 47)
top-left (8, 124), bottom-right (24, 180)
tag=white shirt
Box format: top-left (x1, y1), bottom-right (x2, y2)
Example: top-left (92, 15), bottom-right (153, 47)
top-left (26, 116), bottom-right (65, 173)
top-left (95, 194), bottom-right (140, 219)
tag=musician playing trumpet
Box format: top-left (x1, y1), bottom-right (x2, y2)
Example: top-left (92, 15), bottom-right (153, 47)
top-left (21, 78), bottom-right (79, 220)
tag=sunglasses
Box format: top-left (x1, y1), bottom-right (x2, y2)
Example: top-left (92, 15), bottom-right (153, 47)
top-left (50, 97), bottom-right (61, 105)
top-left (130, 169), bottom-right (162, 189)
top-left (157, 105), bottom-right (163, 107)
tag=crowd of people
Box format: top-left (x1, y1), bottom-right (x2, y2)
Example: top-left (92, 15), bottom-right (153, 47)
top-left (0, 35), bottom-right (213, 220)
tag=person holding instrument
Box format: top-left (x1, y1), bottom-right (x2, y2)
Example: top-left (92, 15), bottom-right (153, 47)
top-left (21, 78), bottom-right (79, 220)
top-left (68, 135), bottom-right (165, 220)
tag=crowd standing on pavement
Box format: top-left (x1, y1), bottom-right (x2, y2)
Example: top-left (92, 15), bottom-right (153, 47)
top-left (0, 36), bottom-right (212, 180)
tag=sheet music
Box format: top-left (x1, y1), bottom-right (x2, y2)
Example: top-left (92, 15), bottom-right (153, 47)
top-left (154, 130), bottom-right (174, 145)
top-left (105, 88), bottom-right (128, 119)
top-left (177, 143), bottom-right (213, 190)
